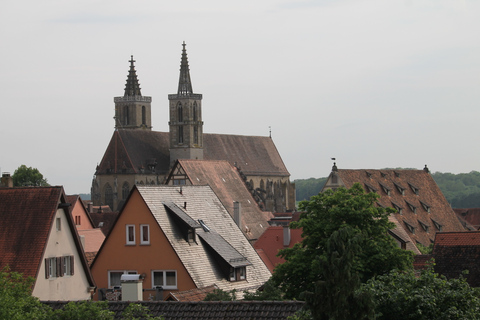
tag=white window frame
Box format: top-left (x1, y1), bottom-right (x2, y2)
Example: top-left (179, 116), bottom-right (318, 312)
top-left (126, 224), bottom-right (135, 245)
top-left (48, 257), bottom-right (56, 278)
top-left (152, 270), bottom-right (177, 289)
top-left (140, 224), bottom-right (150, 245)
top-left (108, 270), bottom-right (137, 288)
top-left (229, 267), bottom-right (247, 282)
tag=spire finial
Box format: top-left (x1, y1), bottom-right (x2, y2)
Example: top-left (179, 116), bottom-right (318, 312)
top-left (177, 42), bottom-right (193, 96)
top-left (331, 158), bottom-right (337, 172)
top-left (124, 55), bottom-right (142, 97)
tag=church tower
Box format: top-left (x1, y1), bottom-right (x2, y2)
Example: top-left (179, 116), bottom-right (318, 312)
top-left (114, 56), bottom-right (152, 130)
top-left (168, 42), bottom-right (204, 164)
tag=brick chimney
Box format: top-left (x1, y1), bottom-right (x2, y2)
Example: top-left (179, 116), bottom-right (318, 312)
top-left (1, 173), bottom-right (13, 188)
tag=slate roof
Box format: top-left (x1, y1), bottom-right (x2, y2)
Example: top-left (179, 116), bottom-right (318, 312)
top-left (0, 187), bottom-right (95, 288)
top-left (43, 300), bottom-right (305, 320)
top-left (135, 185), bottom-right (271, 295)
top-left (167, 159), bottom-right (274, 241)
top-left (325, 167), bottom-right (466, 247)
top-left (433, 231), bottom-right (480, 286)
top-left (95, 130), bottom-right (289, 177)
top-left (165, 284), bottom-right (218, 301)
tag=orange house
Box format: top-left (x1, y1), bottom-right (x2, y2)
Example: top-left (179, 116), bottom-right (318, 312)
top-left (90, 185), bottom-right (271, 301)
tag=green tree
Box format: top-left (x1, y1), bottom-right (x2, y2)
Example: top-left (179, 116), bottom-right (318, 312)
top-left (0, 266), bottom-right (52, 320)
top-left (203, 289), bottom-right (236, 301)
top-left (121, 303), bottom-right (164, 320)
top-left (52, 301), bottom-right (113, 320)
top-left (272, 183), bottom-right (413, 299)
top-left (12, 165), bottom-right (49, 187)
top-left (243, 278), bottom-right (284, 301)
top-left (361, 266), bottom-right (480, 320)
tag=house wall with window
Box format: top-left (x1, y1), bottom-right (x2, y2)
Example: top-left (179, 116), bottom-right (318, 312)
top-left (69, 197), bottom-right (94, 230)
top-left (90, 190), bottom-right (195, 301)
top-left (33, 208), bottom-right (93, 300)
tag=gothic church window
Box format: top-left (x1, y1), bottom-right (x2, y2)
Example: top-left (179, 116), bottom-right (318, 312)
top-left (122, 182), bottom-right (129, 200)
top-left (124, 106), bottom-right (129, 125)
top-left (177, 103), bottom-right (183, 122)
top-left (194, 126), bottom-right (198, 144)
top-left (142, 106), bottom-right (146, 125)
top-left (179, 126), bottom-right (184, 144)
top-left (193, 102), bottom-right (197, 121)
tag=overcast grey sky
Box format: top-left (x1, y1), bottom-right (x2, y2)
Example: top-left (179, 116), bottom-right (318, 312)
top-left (1, 0), bottom-right (479, 194)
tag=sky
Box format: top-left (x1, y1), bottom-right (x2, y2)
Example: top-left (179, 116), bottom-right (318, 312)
top-left (1, 0), bottom-right (479, 194)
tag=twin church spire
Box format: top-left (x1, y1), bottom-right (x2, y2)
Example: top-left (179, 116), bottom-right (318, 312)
top-left (114, 43), bottom-right (204, 163)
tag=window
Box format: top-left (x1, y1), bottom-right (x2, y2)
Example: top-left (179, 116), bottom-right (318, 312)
top-left (193, 102), bottom-right (198, 121)
top-left (173, 179), bottom-right (186, 185)
top-left (177, 103), bottom-right (183, 122)
top-left (140, 224), bottom-right (150, 245)
top-left (45, 256), bottom-right (74, 279)
top-left (56, 217), bottom-right (61, 231)
top-left (124, 105), bottom-right (129, 125)
top-left (74, 216), bottom-right (81, 225)
top-left (229, 267), bottom-right (246, 281)
top-left (62, 256), bottom-right (74, 276)
top-left (45, 257), bottom-right (56, 279)
top-left (108, 270), bottom-right (137, 288)
top-left (142, 106), bottom-right (146, 125)
top-left (152, 270), bottom-right (177, 289)
top-left (194, 126), bottom-right (198, 144)
top-left (126, 225), bottom-right (135, 245)
top-left (178, 126), bottom-right (184, 144)
top-left (104, 183), bottom-right (113, 210)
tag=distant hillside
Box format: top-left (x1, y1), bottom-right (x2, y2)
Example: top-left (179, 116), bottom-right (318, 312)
top-left (78, 193), bottom-right (91, 200)
top-left (295, 171), bottom-right (480, 209)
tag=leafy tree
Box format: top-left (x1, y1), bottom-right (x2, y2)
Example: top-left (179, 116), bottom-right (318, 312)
top-left (203, 289), bottom-right (236, 301)
top-left (121, 303), bottom-right (164, 320)
top-left (243, 278), bottom-right (284, 301)
top-left (361, 266), bottom-right (480, 320)
top-left (272, 183), bottom-right (413, 299)
top-left (12, 165), bottom-right (49, 187)
top-left (301, 227), bottom-right (375, 320)
top-left (52, 301), bottom-right (113, 320)
top-left (0, 266), bottom-right (52, 320)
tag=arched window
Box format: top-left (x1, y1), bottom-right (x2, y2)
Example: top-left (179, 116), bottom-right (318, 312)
top-left (260, 180), bottom-right (265, 190)
top-left (124, 106), bottom-right (129, 125)
top-left (178, 126), bottom-right (184, 144)
top-left (122, 182), bottom-right (129, 200)
top-left (193, 102), bottom-right (197, 121)
top-left (142, 106), bottom-right (146, 125)
top-left (177, 103), bottom-right (183, 122)
top-left (194, 126), bottom-right (198, 144)
top-left (104, 183), bottom-right (114, 210)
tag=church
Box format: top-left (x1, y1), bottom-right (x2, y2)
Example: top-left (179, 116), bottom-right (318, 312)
top-left (91, 43), bottom-right (295, 213)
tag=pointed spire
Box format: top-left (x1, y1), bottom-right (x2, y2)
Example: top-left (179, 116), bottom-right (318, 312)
top-left (177, 42), bottom-right (193, 96)
top-left (124, 55), bottom-right (142, 97)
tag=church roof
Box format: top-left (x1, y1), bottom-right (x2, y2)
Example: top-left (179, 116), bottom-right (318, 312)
top-left (95, 130), bottom-right (289, 177)
top-left (124, 55), bottom-right (142, 97)
top-left (325, 167), bottom-right (466, 247)
top-left (177, 42), bottom-right (194, 96)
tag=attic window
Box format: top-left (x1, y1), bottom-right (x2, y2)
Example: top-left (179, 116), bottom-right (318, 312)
top-left (408, 183), bottom-right (420, 195)
top-left (420, 201), bottom-right (431, 213)
top-left (229, 267), bottom-right (246, 282)
top-left (418, 220), bottom-right (430, 232)
top-left (364, 183), bottom-right (377, 193)
top-left (405, 201), bottom-right (416, 214)
top-left (394, 171), bottom-right (400, 177)
top-left (394, 183), bottom-right (405, 195)
top-left (431, 219), bottom-right (443, 231)
top-left (56, 218), bottom-right (61, 231)
top-left (379, 183), bottom-right (391, 196)
top-left (380, 172), bottom-right (386, 178)
top-left (404, 221), bottom-right (415, 234)
top-left (392, 202), bottom-right (403, 214)
top-left (365, 171), bottom-right (372, 178)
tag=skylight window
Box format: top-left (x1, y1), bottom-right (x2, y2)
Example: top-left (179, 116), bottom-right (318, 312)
top-left (420, 201), bottom-right (431, 213)
top-left (405, 201), bottom-right (416, 214)
top-left (404, 221), bottom-right (415, 234)
top-left (392, 202), bottom-right (403, 214)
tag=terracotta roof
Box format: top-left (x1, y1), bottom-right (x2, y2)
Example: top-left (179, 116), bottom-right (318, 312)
top-left (129, 185), bottom-right (271, 295)
top-left (43, 301), bottom-right (305, 320)
top-left (454, 208), bottom-right (480, 230)
top-left (169, 159), bottom-right (274, 241)
top-left (90, 211), bottom-right (119, 235)
top-left (0, 187), bottom-right (64, 278)
top-left (325, 168), bottom-right (466, 248)
top-left (387, 216), bottom-right (421, 254)
top-left (96, 131), bottom-right (289, 177)
top-left (85, 252), bottom-right (97, 267)
top-left (433, 231), bottom-right (480, 286)
top-left (78, 229), bottom-right (105, 253)
top-left (166, 285), bottom-right (218, 302)
top-left (253, 226), bottom-right (304, 273)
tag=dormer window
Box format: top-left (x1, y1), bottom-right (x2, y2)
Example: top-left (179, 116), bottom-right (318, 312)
top-left (404, 221), bottom-right (415, 234)
top-left (405, 201), bottom-right (416, 214)
top-left (379, 183), bottom-right (391, 196)
top-left (418, 220), bottom-right (430, 232)
top-left (365, 171), bottom-right (372, 178)
top-left (394, 171), bottom-right (400, 177)
top-left (392, 202), bottom-right (403, 214)
top-left (380, 172), bottom-right (386, 178)
top-left (365, 183), bottom-right (377, 193)
top-left (420, 201), bottom-right (431, 213)
top-left (394, 183), bottom-right (405, 195)
top-left (408, 183), bottom-right (420, 195)
top-left (431, 219), bottom-right (443, 231)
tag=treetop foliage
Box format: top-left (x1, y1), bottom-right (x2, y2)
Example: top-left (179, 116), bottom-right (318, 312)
top-left (12, 164), bottom-right (49, 187)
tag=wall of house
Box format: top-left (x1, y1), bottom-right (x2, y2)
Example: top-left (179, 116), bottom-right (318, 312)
top-left (72, 202), bottom-right (94, 230)
top-left (91, 189), bottom-right (196, 301)
top-left (33, 208), bottom-right (93, 301)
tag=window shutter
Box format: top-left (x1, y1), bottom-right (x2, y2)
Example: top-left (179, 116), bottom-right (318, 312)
top-left (70, 256), bottom-right (74, 275)
top-left (56, 257), bottom-right (62, 277)
top-left (45, 258), bottom-right (50, 279)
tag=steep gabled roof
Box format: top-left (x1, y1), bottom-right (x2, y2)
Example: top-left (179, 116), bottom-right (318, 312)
top-left (324, 167), bottom-right (465, 247)
top-left (135, 185), bottom-right (271, 294)
top-left (66, 195), bottom-right (95, 228)
top-left (167, 159), bottom-right (273, 241)
top-left (95, 131), bottom-right (289, 177)
top-left (0, 187), bottom-right (95, 288)
top-left (454, 208), bottom-right (480, 230)
top-left (433, 231), bottom-right (480, 286)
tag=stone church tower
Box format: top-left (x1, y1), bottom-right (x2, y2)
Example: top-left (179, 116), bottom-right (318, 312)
top-left (168, 42), bottom-right (204, 164)
top-left (114, 56), bottom-right (152, 130)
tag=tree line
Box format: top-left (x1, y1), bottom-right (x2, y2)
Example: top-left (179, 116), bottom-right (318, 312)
top-left (295, 171), bottom-right (480, 208)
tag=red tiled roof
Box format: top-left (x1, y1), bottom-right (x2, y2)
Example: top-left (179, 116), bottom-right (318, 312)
top-left (78, 229), bottom-right (105, 253)
top-left (166, 285), bottom-right (218, 302)
top-left (0, 187), bottom-right (63, 278)
top-left (329, 168), bottom-right (465, 247)
top-left (454, 208), bottom-right (480, 229)
top-left (434, 231), bottom-right (480, 246)
top-left (253, 226), bottom-right (303, 272)
top-left (96, 131), bottom-right (289, 178)
top-left (90, 211), bottom-right (120, 236)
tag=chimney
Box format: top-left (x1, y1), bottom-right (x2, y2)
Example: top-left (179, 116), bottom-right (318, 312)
top-left (233, 201), bottom-right (241, 230)
top-left (87, 202), bottom-right (93, 213)
top-left (283, 225), bottom-right (291, 247)
top-left (1, 173), bottom-right (13, 188)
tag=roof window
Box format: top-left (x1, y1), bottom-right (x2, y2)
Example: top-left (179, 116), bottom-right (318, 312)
top-left (408, 182), bottom-right (420, 195)
top-left (418, 220), bottom-right (430, 232)
top-left (379, 183), bottom-right (391, 196)
top-left (431, 219), bottom-right (443, 231)
top-left (380, 172), bottom-right (387, 178)
top-left (405, 201), bottom-right (416, 214)
top-left (420, 201), bottom-right (431, 213)
top-left (394, 183), bottom-right (405, 195)
top-left (365, 171), bottom-right (372, 178)
top-left (391, 202), bottom-right (403, 214)
top-left (404, 221), bottom-right (415, 234)
top-left (364, 183), bottom-right (377, 194)
top-left (394, 171), bottom-right (400, 177)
